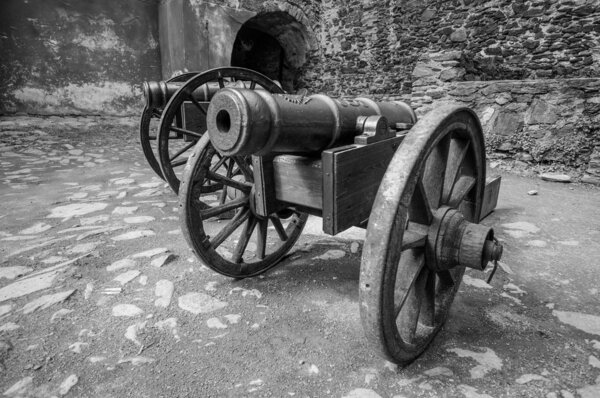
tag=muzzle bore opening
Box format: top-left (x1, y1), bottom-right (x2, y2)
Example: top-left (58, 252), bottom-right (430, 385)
top-left (216, 110), bottom-right (231, 134)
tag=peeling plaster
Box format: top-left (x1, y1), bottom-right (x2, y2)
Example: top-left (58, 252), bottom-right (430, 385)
top-left (73, 29), bottom-right (131, 52)
top-left (0, 1), bottom-right (160, 116)
top-left (189, 0), bottom-right (205, 20)
top-left (147, 31), bottom-right (159, 50)
top-left (12, 82), bottom-right (143, 115)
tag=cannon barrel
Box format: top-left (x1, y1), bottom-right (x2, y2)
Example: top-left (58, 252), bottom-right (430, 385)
top-left (142, 80), bottom-right (274, 109)
top-left (206, 88), bottom-right (417, 156)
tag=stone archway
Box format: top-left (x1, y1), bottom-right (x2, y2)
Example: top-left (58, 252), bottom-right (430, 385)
top-left (230, 11), bottom-right (312, 93)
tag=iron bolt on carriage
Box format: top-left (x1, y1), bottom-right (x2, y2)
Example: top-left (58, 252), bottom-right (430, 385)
top-left (139, 67), bottom-right (503, 365)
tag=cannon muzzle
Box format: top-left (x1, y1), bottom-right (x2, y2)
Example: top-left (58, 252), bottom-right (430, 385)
top-left (206, 88), bottom-right (417, 156)
top-left (143, 81), bottom-right (178, 109)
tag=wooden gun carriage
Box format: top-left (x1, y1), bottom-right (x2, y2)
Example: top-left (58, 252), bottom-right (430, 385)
top-left (138, 67), bottom-right (503, 365)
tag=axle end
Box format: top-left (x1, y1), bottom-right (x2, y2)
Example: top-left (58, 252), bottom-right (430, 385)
top-left (429, 207), bottom-right (503, 272)
top-left (483, 239), bottom-right (503, 263)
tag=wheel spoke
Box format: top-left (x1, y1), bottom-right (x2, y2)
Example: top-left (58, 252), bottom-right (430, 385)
top-left (437, 270), bottom-right (455, 288)
top-left (200, 196), bottom-right (247, 219)
top-left (396, 256), bottom-right (427, 342)
top-left (442, 138), bottom-right (470, 204)
top-left (394, 249), bottom-right (425, 319)
top-left (233, 156), bottom-right (254, 182)
top-left (249, 80), bottom-right (257, 90)
top-left (401, 223), bottom-right (428, 250)
top-left (188, 95), bottom-right (207, 116)
top-left (206, 171), bottom-right (252, 193)
top-left (226, 157), bottom-right (235, 178)
top-left (448, 175), bottom-right (476, 207)
top-left (190, 198), bottom-right (211, 214)
top-left (420, 270), bottom-right (436, 327)
top-left (169, 141), bottom-right (196, 161)
top-left (210, 209), bottom-right (250, 249)
top-left (210, 156), bottom-right (228, 174)
top-left (220, 159), bottom-right (236, 205)
top-left (269, 216), bottom-right (288, 241)
top-left (218, 180), bottom-right (228, 206)
top-left (409, 180), bottom-right (433, 225)
top-left (148, 135), bottom-right (157, 141)
top-left (171, 158), bottom-right (188, 168)
top-left (459, 200), bottom-right (476, 222)
top-left (218, 76), bottom-right (225, 89)
top-left (170, 125), bottom-right (203, 138)
top-left (200, 182), bottom-right (223, 194)
top-left (422, 136), bottom-right (449, 210)
top-left (232, 216), bottom-right (257, 263)
top-left (256, 218), bottom-right (268, 260)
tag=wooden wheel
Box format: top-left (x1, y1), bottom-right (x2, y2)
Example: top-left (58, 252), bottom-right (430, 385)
top-left (158, 67), bottom-right (284, 194)
top-left (359, 105), bottom-right (486, 365)
top-left (180, 134), bottom-right (308, 278)
top-left (139, 72), bottom-right (198, 180)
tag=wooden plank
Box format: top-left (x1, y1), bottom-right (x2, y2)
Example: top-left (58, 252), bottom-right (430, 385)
top-left (182, 102), bottom-right (208, 138)
top-left (272, 155), bottom-right (323, 211)
top-left (322, 146), bottom-right (349, 234)
top-left (480, 176), bottom-right (502, 221)
top-left (251, 155), bottom-right (282, 217)
top-left (323, 136), bottom-right (404, 235)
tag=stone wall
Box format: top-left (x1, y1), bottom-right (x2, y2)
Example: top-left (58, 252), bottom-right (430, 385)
top-left (301, 0), bottom-right (600, 96)
top-left (0, 0), bottom-right (161, 116)
top-left (410, 50), bottom-right (600, 183)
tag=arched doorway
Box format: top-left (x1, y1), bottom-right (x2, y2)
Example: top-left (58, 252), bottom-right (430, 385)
top-left (231, 11), bottom-right (311, 93)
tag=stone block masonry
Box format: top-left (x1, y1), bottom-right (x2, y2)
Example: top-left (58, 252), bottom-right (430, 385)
top-left (416, 77), bottom-right (600, 183)
top-left (411, 51), bottom-right (600, 184)
top-left (299, 0), bottom-right (600, 97)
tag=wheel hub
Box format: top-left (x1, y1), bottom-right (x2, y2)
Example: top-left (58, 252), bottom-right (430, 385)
top-left (426, 206), bottom-right (502, 272)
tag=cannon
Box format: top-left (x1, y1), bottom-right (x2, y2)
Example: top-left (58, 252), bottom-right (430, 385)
top-left (138, 67), bottom-right (284, 193)
top-left (139, 71), bottom-right (199, 182)
top-left (176, 79), bottom-right (504, 365)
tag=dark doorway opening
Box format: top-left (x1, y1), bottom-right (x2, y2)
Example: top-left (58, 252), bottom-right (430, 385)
top-left (231, 26), bottom-right (287, 88)
top-left (230, 11), bottom-right (311, 93)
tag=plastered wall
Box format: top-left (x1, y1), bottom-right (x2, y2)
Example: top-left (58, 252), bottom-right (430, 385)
top-left (0, 0), bottom-right (161, 115)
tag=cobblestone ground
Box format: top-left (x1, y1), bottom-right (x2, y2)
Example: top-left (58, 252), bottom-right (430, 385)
top-left (1, 116), bottom-right (599, 398)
